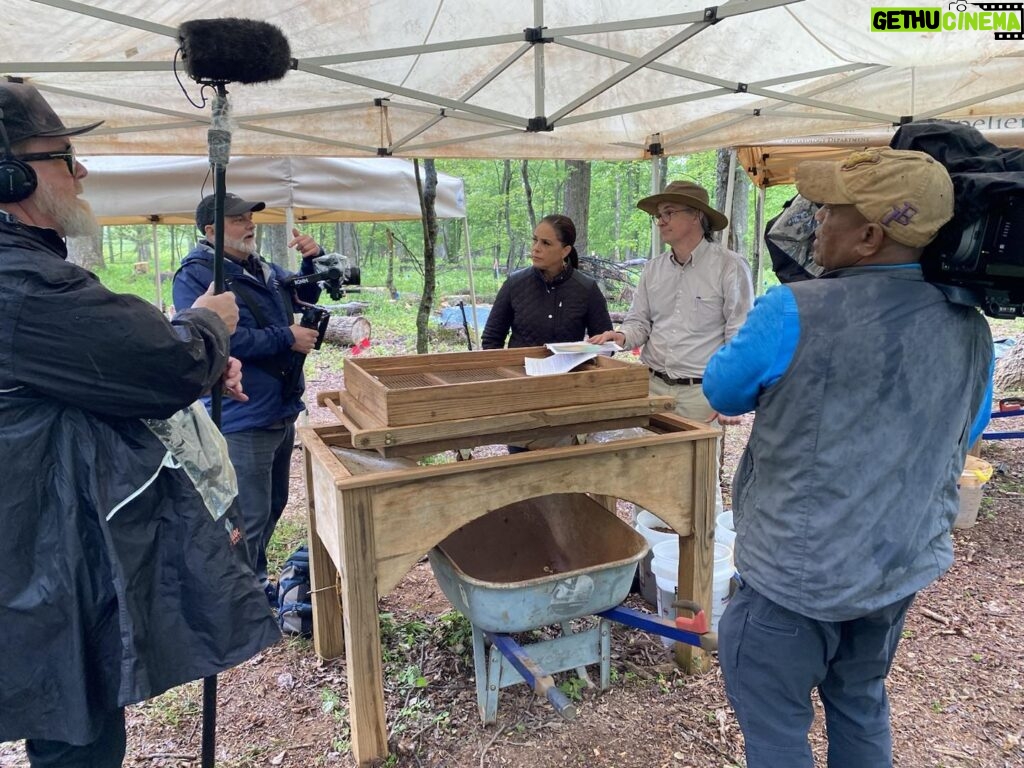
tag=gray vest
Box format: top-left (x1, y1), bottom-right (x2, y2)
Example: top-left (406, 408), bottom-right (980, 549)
top-left (733, 267), bottom-right (991, 621)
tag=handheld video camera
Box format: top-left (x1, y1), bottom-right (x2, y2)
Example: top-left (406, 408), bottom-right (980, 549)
top-left (278, 253), bottom-right (361, 350)
top-left (279, 252), bottom-right (360, 303)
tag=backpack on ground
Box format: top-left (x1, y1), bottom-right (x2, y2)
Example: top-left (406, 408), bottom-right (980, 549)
top-left (277, 545), bottom-right (313, 637)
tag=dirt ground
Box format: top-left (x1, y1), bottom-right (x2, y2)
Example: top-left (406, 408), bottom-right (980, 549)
top-left (2, 346), bottom-right (1022, 768)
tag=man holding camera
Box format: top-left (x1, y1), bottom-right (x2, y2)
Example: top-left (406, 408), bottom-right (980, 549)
top-left (703, 148), bottom-right (993, 767)
top-left (173, 196), bottom-right (324, 602)
top-left (0, 82), bottom-right (279, 765)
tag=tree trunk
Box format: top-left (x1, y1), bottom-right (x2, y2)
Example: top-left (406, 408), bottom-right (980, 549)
top-left (714, 149), bottom-right (749, 255)
top-left (614, 171), bottom-right (622, 261)
top-left (995, 335), bottom-right (1024, 391)
top-left (564, 160), bottom-right (591, 259)
top-left (261, 223), bottom-right (291, 270)
top-left (414, 158), bottom-right (439, 355)
top-left (521, 159), bottom-right (537, 234)
top-left (338, 222), bottom-right (360, 266)
top-left (500, 159), bottom-right (517, 272)
top-left (66, 232), bottom-right (104, 270)
top-left (323, 315), bottom-right (372, 347)
top-left (385, 229), bottom-right (398, 299)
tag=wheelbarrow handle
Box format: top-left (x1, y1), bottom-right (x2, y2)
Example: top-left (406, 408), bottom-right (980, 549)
top-left (485, 631), bottom-right (578, 721)
top-left (672, 599), bottom-right (710, 635)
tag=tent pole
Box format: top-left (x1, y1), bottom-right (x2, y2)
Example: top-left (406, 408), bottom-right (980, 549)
top-left (286, 207), bottom-right (297, 270)
top-left (754, 185), bottom-right (766, 296)
top-left (462, 216), bottom-right (480, 348)
top-left (650, 152), bottom-right (662, 259)
top-left (151, 220), bottom-right (163, 313)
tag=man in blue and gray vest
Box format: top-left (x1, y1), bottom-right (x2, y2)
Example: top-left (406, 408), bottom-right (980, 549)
top-left (703, 148), bottom-right (993, 768)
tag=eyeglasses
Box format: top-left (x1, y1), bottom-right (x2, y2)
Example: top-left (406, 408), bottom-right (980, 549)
top-left (651, 207), bottom-right (697, 224)
top-left (16, 146), bottom-right (77, 176)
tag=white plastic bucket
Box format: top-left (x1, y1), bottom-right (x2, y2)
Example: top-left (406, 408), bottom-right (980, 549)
top-left (651, 539), bottom-right (734, 648)
top-left (635, 510), bottom-right (677, 546)
top-left (715, 510), bottom-right (736, 554)
top-left (633, 510), bottom-right (678, 606)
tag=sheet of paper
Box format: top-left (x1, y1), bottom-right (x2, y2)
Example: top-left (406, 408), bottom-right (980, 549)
top-left (525, 352), bottom-right (598, 376)
top-left (545, 341), bottom-right (622, 355)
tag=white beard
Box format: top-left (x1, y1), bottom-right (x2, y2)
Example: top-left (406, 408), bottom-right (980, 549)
top-left (225, 235), bottom-right (258, 255)
top-left (33, 181), bottom-right (101, 239)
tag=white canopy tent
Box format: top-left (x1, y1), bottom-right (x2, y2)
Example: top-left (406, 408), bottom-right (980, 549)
top-left (1, 1), bottom-right (1022, 160)
top-left (79, 155), bottom-right (467, 224)
top-left (78, 154), bottom-right (471, 320)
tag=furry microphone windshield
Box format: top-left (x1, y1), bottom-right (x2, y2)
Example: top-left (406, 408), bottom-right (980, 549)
top-left (178, 18), bottom-right (292, 84)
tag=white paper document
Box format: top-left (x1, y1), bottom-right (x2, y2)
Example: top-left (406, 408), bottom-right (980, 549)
top-left (524, 341), bottom-right (623, 376)
top-left (544, 341), bottom-right (622, 355)
top-left (524, 352), bottom-right (597, 376)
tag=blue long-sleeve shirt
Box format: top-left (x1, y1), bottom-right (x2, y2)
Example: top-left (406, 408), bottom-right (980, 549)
top-left (704, 265), bottom-right (993, 442)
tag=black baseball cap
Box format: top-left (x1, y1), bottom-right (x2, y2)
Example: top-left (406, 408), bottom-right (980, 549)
top-left (195, 192), bottom-right (266, 232)
top-left (0, 81), bottom-right (103, 145)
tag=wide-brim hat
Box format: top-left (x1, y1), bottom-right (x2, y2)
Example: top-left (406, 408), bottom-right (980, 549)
top-left (636, 180), bottom-right (729, 231)
top-left (195, 192), bottom-right (267, 231)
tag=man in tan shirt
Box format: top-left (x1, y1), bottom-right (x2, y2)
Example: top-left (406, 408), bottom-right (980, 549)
top-left (592, 180), bottom-right (754, 425)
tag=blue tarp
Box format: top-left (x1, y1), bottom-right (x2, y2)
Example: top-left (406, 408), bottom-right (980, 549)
top-left (438, 305), bottom-right (492, 329)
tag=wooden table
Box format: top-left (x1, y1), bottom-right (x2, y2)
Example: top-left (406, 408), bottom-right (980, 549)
top-left (299, 412), bottom-right (719, 767)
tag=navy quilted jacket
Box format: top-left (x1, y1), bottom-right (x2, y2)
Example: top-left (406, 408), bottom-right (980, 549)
top-left (481, 266), bottom-right (612, 348)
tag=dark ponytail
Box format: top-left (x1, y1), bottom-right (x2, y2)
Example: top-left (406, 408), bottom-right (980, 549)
top-left (540, 213), bottom-right (579, 269)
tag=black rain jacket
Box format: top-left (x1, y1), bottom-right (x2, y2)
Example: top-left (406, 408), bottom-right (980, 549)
top-left (0, 220), bottom-right (280, 744)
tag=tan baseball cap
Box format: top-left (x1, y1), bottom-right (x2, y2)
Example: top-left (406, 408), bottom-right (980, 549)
top-left (796, 148), bottom-right (954, 247)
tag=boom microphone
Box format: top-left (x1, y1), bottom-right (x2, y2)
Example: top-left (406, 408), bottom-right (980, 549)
top-left (177, 18), bottom-right (292, 85)
top-left (176, 22), bottom-right (293, 768)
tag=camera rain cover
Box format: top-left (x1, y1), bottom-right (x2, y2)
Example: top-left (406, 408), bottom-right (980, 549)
top-left (142, 402), bottom-right (238, 521)
top-left (765, 194), bottom-right (824, 283)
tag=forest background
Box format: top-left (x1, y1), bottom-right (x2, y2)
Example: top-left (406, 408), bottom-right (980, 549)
top-left (71, 150), bottom-right (796, 330)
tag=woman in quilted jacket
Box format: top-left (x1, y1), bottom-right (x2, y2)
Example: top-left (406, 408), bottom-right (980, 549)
top-left (481, 214), bottom-right (612, 349)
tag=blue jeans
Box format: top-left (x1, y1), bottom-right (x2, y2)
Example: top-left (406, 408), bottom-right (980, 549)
top-left (224, 419), bottom-right (296, 585)
top-left (718, 580), bottom-right (914, 768)
top-left (26, 708), bottom-right (126, 768)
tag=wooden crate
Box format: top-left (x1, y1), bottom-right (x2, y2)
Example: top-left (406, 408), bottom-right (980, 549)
top-left (342, 347), bottom-right (649, 427)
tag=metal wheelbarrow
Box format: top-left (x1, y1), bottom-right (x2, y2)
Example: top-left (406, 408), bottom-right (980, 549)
top-left (428, 493), bottom-right (715, 723)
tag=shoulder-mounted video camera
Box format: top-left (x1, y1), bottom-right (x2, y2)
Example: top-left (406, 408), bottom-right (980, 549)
top-left (919, 192), bottom-right (1024, 318)
top-left (892, 120), bottom-right (1024, 318)
top-left (766, 121), bottom-right (1024, 318)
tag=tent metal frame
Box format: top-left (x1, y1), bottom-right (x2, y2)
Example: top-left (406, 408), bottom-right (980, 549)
top-left (11, 0), bottom-right (1019, 159)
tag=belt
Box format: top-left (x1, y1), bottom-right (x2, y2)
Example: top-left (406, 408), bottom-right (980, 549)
top-left (652, 369), bottom-right (702, 386)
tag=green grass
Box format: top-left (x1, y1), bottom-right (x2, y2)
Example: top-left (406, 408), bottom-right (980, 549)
top-left (266, 516), bottom-right (308, 585)
top-left (136, 681), bottom-right (202, 727)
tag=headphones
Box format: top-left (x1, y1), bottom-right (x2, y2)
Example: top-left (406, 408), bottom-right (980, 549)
top-left (0, 108), bottom-right (37, 204)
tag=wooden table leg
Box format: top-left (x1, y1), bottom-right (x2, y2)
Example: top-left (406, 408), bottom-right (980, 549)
top-left (304, 445), bottom-right (345, 660)
top-left (338, 486), bottom-right (389, 766)
top-left (675, 436), bottom-right (716, 673)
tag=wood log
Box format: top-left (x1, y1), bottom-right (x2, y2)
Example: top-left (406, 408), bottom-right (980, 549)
top-left (325, 301), bottom-right (369, 316)
top-left (994, 334), bottom-right (1024, 392)
top-left (324, 315), bottom-right (371, 347)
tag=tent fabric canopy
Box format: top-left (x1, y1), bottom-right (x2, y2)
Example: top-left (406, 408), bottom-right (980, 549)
top-left (3, 0), bottom-right (1023, 160)
top-left (738, 127), bottom-right (1024, 188)
top-left (79, 155), bottom-right (467, 224)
